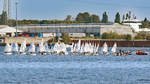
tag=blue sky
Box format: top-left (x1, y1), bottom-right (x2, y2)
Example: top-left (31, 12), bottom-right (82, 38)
top-left (0, 0), bottom-right (150, 21)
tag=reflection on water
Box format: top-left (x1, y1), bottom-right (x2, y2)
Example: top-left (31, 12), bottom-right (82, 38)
top-left (0, 47), bottom-right (150, 84)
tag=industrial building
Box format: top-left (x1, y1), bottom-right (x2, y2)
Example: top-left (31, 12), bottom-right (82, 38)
top-left (17, 23), bottom-right (133, 38)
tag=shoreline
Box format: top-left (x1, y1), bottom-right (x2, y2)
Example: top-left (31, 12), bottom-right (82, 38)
top-left (1, 37), bottom-right (150, 47)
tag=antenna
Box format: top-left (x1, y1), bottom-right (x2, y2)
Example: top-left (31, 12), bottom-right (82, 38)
top-left (8, 0), bottom-right (11, 19)
top-left (3, 0), bottom-right (8, 12)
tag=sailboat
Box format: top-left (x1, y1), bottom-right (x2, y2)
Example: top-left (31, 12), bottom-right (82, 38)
top-left (93, 44), bottom-right (99, 56)
top-left (72, 40), bottom-right (81, 54)
top-left (12, 43), bottom-right (19, 54)
top-left (111, 42), bottom-right (117, 55)
top-left (4, 43), bottom-right (12, 55)
top-left (19, 40), bottom-right (27, 55)
top-left (38, 39), bottom-right (46, 55)
top-left (102, 42), bottom-right (108, 55)
top-left (44, 43), bottom-right (49, 53)
top-left (28, 43), bottom-right (36, 56)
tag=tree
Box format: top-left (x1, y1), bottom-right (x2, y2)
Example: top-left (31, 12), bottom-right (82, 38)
top-left (102, 12), bottom-right (108, 23)
top-left (75, 12), bottom-right (91, 23)
top-left (75, 13), bottom-right (85, 23)
top-left (141, 18), bottom-right (149, 28)
top-left (114, 12), bottom-right (120, 23)
top-left (65, 15), bottom-right (72, 21)
top-left (90, 14), bottom-right (100, 23)
top-left (0, 11), bottom-right (8, 25)
top-left (82, 12), bottom-right (90, 23)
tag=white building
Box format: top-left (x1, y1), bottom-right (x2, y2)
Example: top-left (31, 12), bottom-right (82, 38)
top-left (123, 19), bottom-right (142, 32)
top-left (0, 25), bottom-right (23, 37)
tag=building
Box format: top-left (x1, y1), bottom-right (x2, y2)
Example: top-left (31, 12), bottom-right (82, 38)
top-left (100, 23), bottom-right (133, 35)
top-left (0, 25), bottom-right (22, 37)
top-left (123, 19), bottom-right (142, 32)
top-left (17, 23), bottom-right (133, 38)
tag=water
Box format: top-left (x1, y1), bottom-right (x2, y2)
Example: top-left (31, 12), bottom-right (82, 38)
top-left (0, 47), bottom-right (150, 84)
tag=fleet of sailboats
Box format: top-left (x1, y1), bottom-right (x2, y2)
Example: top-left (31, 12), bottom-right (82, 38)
top-left (3, 39), bottom-right (119, 56)
top-left (71, 40), bottom-right (99, 55)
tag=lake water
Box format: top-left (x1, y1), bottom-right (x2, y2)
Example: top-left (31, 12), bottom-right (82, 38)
top-left (0, 47), bottom-right (150, 84)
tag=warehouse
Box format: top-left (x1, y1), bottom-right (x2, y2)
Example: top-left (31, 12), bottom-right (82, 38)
top-left (17, 23), bottom-right (133, 38)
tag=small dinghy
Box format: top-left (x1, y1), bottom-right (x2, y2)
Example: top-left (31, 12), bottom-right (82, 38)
top-left (28, 43), bottom-right (36, 56)
top-left (101, 42), bottom-right (108, 55)
top-left (19, 40), bottom-right (27, 55)
top-left (12, 43), bottom-right (19, 54)
top-left (111, 43), bottom-right (117, 55)
top-left (4, 43), bottom-right (12, 55)
top-left (38, 40), bottom-right (46, 55)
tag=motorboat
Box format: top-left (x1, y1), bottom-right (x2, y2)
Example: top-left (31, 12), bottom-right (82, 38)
top-left (136, 50), bottom-right (148, 55)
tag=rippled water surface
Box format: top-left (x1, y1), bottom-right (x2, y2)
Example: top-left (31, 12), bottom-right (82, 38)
top-left (1, 47), bottom-right (150, 84)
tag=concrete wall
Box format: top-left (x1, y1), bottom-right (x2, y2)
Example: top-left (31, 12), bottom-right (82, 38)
top-left (4, 37), bottom-right (51, 44)
top-left (100, 23), bottom-right (133, 35)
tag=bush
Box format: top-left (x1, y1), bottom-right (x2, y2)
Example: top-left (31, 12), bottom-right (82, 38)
top-left (47, 37), bottom-right (58, 44)
top-left (134, 32), bottom-right (147, 40)
top-left (125, 34), bottom-right (132, 41)
top-left (102, 32), bottom-right (132, 40)
top-left (62, 33), bottom-right (71, 44)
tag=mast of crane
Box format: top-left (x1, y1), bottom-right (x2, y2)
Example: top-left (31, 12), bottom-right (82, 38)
top-left (3, 0), bottom-right (11, 19)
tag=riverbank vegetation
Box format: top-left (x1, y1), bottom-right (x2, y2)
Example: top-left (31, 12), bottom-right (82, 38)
top-left (102, 32), bottom-right (132, 41)
top-left (135, 31), bottom-right (150, 40)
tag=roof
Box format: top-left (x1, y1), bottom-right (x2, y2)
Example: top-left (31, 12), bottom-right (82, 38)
top-left (0, 25), bottom-right (23, 33)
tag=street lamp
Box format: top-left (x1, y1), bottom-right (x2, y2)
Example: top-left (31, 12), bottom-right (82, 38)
top-left (15, 2), bottom-right (18, 37)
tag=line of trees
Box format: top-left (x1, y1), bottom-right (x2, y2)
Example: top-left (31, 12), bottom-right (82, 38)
top-left (0, 11), bottom-right (150, 28)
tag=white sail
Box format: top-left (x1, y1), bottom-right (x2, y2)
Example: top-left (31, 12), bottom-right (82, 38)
top-left (28, 43), bottom-right (36, 53)
top-left (80, 44), bottom-right (85, 53)
top-left (4, 43), bottom-right (12, 53)
top-left (44, 43), bottom-right (49, 52)
top-left (39, 40), bottom-right (46, 53)
top-left (52, 42), bottom-right (68, 55)
top-left (102, 42), bottom-right (108, 54)
top-left (96, 44), bottom-right (99, 53)
top-left (75, 40), bottom-right (81, 52)
top-left (111, 43), bottom-right (117, 53)
top-left (19, 40), bottom-right (27, 53)
top-left (13, 43), bottom-right (19, 52)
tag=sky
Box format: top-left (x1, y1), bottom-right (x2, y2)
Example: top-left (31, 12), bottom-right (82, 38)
top-left (0, 0), bottom-right (150, 21)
